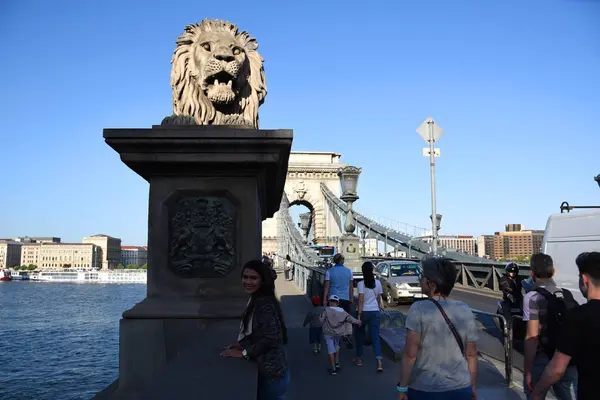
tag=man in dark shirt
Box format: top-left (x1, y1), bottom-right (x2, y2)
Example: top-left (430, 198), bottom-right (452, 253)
top-left (532, 252), bottom-right (600, 400)
top-left (500, 262), bottom-right (523, 309)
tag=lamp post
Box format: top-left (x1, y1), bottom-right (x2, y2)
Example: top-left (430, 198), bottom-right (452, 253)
top-left (338, 166), bottom-right (362, 235)
top-left (417, 118), bottom-right (444, 256)
top-left (298, 212), bottom-right (311, 244)
top-left (361, 229), bottom-right (367, 257)
top-left (429, 214), bottom-right (442, 255)
top-left (337, 166), bottom-right (362, 262)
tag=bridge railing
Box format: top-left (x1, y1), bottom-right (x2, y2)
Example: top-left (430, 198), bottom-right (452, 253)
top-left (320, 183), bottom-right (497, 264)
top-left (362, 256), bottom-right (530, 294)
top-left (276, 194), bottom-right (321, 265)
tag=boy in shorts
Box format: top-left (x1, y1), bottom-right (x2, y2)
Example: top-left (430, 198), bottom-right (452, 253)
top-left (319, 295), bottom-right (361, 375)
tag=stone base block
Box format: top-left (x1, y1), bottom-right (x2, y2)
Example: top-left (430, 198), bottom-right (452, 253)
top-left (338, 234), bottom-right (361, 263)
top-left (114, 318), bottom-right (256, 399)
top-left (122, 296), bottom-right (246, 319)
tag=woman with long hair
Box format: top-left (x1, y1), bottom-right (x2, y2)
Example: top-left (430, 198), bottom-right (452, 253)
top-left (396, 257), bottom-right (478, 400)
top-left (354, 261), bottom-right (384, 372)
top-left (221, 260), bottom-right (290, 400)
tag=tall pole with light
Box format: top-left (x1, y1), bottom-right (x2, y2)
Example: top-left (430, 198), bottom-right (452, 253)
top-left (417, 117), bottom-right (444, 256)
top-left (338, 166), bottom-right (362, 264)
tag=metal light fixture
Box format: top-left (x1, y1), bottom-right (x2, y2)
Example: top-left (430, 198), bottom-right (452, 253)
top-left (299, 212), bottom-right (311, 243)
top-left (595, 175), bottom-right (600, 189)
top-left (430, 214), bottom-right (442, 232)
top-left (429, 214), bottom-right (442, 255)
top-left (338, 166), bottom-right (362, 235)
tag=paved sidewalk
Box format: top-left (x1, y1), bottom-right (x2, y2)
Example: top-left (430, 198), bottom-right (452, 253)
top-left (275, 274), bottom-right (529, 399)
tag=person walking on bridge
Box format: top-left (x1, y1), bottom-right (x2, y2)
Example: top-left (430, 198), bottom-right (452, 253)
top-left (523, 253), bottom-right (577, 399)
top-left (323, 253), bottom-right (354, 313)
top-left (396, 257), bottom-right (478, 400)
top-left (354, 261), bottom-right (384, 372)
top-left (532, 252), bottom-right (600, 400)
top-left (323, 253), bottom-right (354, 349)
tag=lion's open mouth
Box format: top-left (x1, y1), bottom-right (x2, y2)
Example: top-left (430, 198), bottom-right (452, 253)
top-left (205, 71), bottom-right (236, 91)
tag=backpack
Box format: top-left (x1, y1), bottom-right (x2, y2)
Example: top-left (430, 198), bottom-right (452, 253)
top-left (534, 287), bottom-right (579, 360)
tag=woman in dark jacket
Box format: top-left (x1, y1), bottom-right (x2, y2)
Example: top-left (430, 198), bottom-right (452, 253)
top-left (221, 260), bottom-right (290, 399)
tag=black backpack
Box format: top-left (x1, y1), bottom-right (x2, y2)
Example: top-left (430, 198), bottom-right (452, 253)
top-left (534, 287), bottom-right (579, 360)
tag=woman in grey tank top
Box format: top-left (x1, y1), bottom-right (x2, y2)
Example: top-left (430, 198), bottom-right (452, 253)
top-left (396, 258), bottom-right (479, 400)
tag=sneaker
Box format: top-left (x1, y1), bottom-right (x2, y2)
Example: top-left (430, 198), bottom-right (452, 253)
top-left (335, 363), bottom-right (341, 372)
top-left (313, 349), bottom-right (318, 355)
top-left (328, 368), bottom-right (337, 376)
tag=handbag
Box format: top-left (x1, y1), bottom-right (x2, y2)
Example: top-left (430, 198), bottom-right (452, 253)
top-left (428, 298), bottom-right (465, 356)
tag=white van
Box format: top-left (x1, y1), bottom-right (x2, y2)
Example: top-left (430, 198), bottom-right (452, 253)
top-left (542, 210), bottom-right (600, 304)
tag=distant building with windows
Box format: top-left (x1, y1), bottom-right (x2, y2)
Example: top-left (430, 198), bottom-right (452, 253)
top-left (83, 234), bottom-right (122, 270)
top-left (20, 242), bottom-right (101, 270)
top-left (477, 224), bottom-right (544, 260)
top-left (420, 235), bottom-right (477, 256)
top-left (0, 240), bottom-right (23, 268)
top-left (477, 235), bottom-right (495, 258)
top-left (121, 246), bottom-right (148, 267)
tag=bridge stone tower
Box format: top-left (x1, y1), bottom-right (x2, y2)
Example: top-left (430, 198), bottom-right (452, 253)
top-left (262, 151), bottom-right (345, 253)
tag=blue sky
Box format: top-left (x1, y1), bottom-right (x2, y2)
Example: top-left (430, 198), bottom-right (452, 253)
top-left (1, 0), bottom-right (599, 245)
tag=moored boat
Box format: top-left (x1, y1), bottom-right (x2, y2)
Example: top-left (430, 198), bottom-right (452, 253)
top-left (0, 269), bottom-right (13, 281)
top-left (32, 269), bottom-right (146, 284)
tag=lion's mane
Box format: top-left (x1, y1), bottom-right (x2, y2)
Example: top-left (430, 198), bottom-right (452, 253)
top-left (167, 19), bottom-right (266, 128)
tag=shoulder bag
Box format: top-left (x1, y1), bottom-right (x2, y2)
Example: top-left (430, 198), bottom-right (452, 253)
top-left (428, 298), bottom-right (465, 356)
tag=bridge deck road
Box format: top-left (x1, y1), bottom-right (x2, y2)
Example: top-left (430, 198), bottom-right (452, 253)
top-left (275, 274), bottom-right (526, 399)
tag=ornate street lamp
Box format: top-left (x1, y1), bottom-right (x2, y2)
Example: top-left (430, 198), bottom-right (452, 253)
top-left (338, 166), bottom-right (362, 235)
top-left (298, 212), bottom-right (311, 244)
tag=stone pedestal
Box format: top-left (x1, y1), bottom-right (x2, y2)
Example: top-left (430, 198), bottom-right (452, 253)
top-left (339, 234), bottom-right (362, 269)
top-left (339, 234), bottom-right (361, 261)
top-left (103, 125), bottom-right (292, 397)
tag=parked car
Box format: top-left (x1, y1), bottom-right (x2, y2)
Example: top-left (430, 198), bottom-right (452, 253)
top-left (375, 261), bottom-right (426, 305)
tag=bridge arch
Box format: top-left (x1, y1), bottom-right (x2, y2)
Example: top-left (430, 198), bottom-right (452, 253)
top-left (262, 152), bottom-right (345, 253)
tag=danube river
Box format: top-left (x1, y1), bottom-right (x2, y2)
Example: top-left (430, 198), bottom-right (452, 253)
top-left (0, 281), bottom-right (146, 400)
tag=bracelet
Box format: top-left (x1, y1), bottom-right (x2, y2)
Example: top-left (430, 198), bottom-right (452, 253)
top-left (396, 385), bottom-right (408, 393)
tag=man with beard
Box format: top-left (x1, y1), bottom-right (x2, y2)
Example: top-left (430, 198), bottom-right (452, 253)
top-left (532, 252), bottom-right (600, 400)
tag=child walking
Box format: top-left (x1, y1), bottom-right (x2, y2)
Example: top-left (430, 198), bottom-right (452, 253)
top-left (303, 296), bottom-right (325, 355)
top-left (319, 295), bottom-right (361, 375)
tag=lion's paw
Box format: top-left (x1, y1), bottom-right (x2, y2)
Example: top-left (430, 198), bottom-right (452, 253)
top-left (161, 115), bottom-right (197, 126)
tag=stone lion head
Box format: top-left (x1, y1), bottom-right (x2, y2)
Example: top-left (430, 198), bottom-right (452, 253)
top-left (167, 19), bottom-right (267, 128)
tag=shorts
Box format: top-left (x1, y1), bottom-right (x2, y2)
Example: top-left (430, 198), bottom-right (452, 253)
top-left (309, 327), bottom-right (322, 344)
top-left (324, 335), bottom-right (341, 355)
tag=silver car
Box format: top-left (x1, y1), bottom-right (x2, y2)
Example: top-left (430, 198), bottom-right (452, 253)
top-left (375, 261), bottom-right (427, 305)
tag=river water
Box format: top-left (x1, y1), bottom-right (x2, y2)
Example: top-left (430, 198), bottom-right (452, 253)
top-left (0, 281), bottom-right (146, 400)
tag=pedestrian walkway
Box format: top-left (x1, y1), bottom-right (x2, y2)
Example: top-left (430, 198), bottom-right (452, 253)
top-left (275, 273), bottom-right (529, 399)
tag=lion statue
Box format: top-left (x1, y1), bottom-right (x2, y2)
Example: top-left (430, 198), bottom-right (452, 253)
top-left (161, 19), bottom-right (267, 128)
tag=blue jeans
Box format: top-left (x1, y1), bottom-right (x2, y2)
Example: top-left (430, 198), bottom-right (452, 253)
top-left (309, 327), bottom-right (322, 344)
top-left (407, 386), bottom-right (473, 399)
top-left (355, 311), bottom-right (382, 359)
top-left (258, 369), bottom-right (290, 400)
top-left (525, 355), bottom-right (577, 399)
